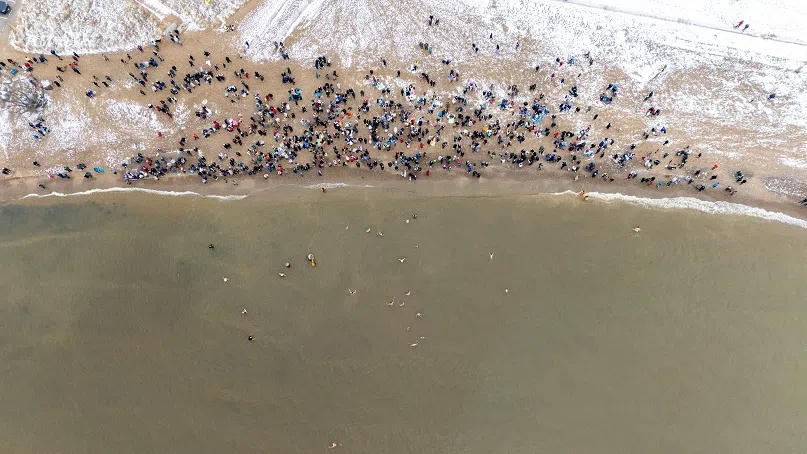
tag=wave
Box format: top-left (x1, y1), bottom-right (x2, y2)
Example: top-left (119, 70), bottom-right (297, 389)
top-left (303, 182), bottom-right (375, 189)
top-left (12, 185), bottom-right (806, 229)
top-left (564, 190), bottom-right (807, 229)
top-left (20, 187), bottom-right (252, 201)
top-left (16, 182), bottom-right (376, 201)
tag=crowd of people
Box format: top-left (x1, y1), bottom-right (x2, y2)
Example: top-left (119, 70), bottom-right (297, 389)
top-left (0, 19), bottom-right (791, 207)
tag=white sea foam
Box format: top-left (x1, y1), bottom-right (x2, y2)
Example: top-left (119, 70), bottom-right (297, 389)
top-left (304, 182), bottom-right (375, 189)
top-left (20, 186), bottom-right (251, 201)
top-left (15, 181), bottom-right (376, 202)
top-left (568, 190), bottom-right (807, 229)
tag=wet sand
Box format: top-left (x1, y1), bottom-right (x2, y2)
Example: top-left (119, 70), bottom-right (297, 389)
top-left (1, 187), bottom-right (806, 453)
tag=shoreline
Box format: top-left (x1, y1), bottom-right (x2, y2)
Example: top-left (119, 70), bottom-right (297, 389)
top-left (5, 170), bottom-right (807, 229)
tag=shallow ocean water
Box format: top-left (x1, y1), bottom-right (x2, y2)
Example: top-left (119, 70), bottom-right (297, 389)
top-left (1, 187), bottom-right (806, 453)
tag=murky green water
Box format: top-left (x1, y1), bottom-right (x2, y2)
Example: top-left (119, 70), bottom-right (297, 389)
top-left (1, 188), bottom-right (806, 453)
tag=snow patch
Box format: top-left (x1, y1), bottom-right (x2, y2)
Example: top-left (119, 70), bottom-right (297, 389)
top-left (132, 0), bottom-right (178, 20)
top-left (240, 0), bottom-right (321, 60)
top-left (9, 0), bottom-right (162, 54)
top-left (10, 0), bottom-right (247, 53)
top-left (779, 156), bottom-right (807, 170)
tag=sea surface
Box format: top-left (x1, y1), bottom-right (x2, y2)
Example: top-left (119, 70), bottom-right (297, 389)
top-left (1, 187), bottom-right (806, 453)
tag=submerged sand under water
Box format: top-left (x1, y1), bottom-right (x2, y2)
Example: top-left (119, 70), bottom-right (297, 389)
top-left (0, 188), bottom-right (806, 453)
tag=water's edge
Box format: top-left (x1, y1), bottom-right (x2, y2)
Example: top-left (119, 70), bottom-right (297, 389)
top-left (11, 184), bottom-right (807, 230)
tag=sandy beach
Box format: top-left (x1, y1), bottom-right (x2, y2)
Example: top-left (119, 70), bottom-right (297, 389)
top-left (0, 0), bottom-right (804, 221)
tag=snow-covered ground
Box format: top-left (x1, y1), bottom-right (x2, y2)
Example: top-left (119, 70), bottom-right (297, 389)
top-left (561, 0), bottom-right (807, 45)
top-left (0, 92), bottom-right (188, 167)
top-left (241, 0), bottom-right (807, 70)
top-left (9, 0), bottom-right (162, 54)
top-left (138, 0), bottom-right (247, 30)
top-left (9, 0), bottom-right (247, 53)
top-left (239, 0), bottom-right (807, 172)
